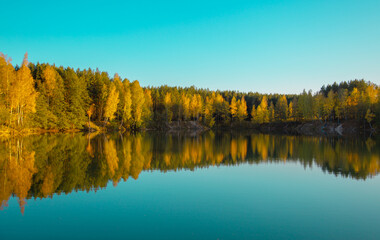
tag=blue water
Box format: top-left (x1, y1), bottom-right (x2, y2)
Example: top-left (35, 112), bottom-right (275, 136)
top-left (1, 162), bottom-right (379, 240)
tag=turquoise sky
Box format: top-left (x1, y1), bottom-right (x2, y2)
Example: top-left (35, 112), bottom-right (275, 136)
top-left (1, 0), bottom-right (379, 94)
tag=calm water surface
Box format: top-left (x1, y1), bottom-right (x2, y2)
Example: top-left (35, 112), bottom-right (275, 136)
top-left (0, 132), bottom-right (379, 240)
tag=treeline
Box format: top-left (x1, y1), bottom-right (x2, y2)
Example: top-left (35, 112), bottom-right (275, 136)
top-left (1, 132), bottom-right (379, 213)
top-left (1, 52), bottom-right (379, 132)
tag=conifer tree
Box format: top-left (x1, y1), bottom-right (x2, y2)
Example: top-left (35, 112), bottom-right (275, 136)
top-left (61, 68), bottom-right (90, 128)
top-left (268, 102), bottom-right (275, 122)
top-left (213, 93), bottom-right (229, 124)
top-left (335, 88), bottom-right (348, 122)
top-left (323, 90), bottom-right (335, 121)
top-left (298, 90), bottom-right (313, 120)
top-left (42, 65), bottom-right (57, 105)
top-left (315, 94), bottom-right (325, 120)
top-left (251, 105), bottom-right (257, 123)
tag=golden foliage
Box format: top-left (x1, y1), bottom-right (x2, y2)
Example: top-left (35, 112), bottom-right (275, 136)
top-left (104, 83), bottom-right (119, 121)
top-left (131, 80), bottom-right (145, 128)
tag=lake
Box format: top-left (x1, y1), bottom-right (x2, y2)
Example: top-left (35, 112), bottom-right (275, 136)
top-left (0, 132), bottom-right (379, 240)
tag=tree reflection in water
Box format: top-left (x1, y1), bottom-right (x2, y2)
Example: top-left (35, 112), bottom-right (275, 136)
top-left (0, 132), bottom-right (379, 213)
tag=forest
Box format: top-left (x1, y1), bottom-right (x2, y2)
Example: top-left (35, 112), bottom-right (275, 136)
top-left (1, 52), bottom-right (379, 133)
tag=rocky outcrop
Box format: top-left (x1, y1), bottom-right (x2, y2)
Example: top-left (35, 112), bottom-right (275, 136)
top-left (258, 120), bottom-right (369, 136)
top-left (161, 121), bottom-right (209, 134)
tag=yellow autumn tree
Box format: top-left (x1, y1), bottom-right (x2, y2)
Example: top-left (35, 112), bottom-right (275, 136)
top-left (255, 96), bottom-right (269, 124)
top-left (0, 53), bottom-right (15, 98)
top-left (237, 97), bottom-right (248, 121)
top-left (104, 82), bottom-right (119, 122)
top-left (181, 93), bottom-right (190, 120)
top-left (0, 53), bottom-right (15, 126)
top-left (190, 94), bottom-right (202, 121)
top-left (143, 89), bottom-right (153, 123)
top-left (288, 101), bottom-right (294, 121)
top-left (121, 79), bottom-right (132, 128)
top-left (347, 87), bottom-right (360, 119)
top-left (9, 53), bottom-right (37, 126)
top-left (130, 80), bottom-right (145, 128)
top-left (365, 84), bottom-right (378, 105)
top-left (204, 96), bottom-right (215, 127)
top-left (164, 92), bottom-right (173, 122)
top-left (189, 94), bottom-right (197, 120)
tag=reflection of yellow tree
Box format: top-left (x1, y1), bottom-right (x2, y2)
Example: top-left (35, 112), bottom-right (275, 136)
top-left (86, 140), bottom-right (94, 158)
top-left (104, 138), bottom-right (119, 177)
top-left (1, 132), bottom-right (380, 214)
top-left (230, 139), bottom-right (237, 162)
top-left (119, 136), bottom-right (132, 181)
top-left (237, 136), bottom-right (247, 161)
top-left (164, 153), bottom-right (172, 166)
top-left (368, 156), bottom-right (380, 176)
top-left (41, 166), bottom-right (55, 197)
top-left (278, 136), bottom-right (288, 162)
top-left (190, 139), bottom-right (201, 165)
top-left (130, 134), bottom-right (145, 179)
top-left (216, 153), bottom-right (224, 164)
top-left (6, 139), bottom-right (36, 214)
top-left (204, 132), bottom-right (215, 164)
top-left (141, 135), bottom-right (153, 169)
top-left (182, 139), bottom-right (191, 165)
top-left (0, 157), bottom-right (12, 211)
top-left (254, 134), bottom-right (269, 160)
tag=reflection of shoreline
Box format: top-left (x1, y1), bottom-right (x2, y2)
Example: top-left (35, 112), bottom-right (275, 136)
top-left (0, 132), bottom-right (379, 213)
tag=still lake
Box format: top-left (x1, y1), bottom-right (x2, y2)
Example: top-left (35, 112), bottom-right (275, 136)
top-left (0, 132), bottom-right (379, 240)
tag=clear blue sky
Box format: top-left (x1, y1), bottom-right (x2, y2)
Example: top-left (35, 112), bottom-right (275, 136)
top-left (1, 0), bottom-right (379, 94)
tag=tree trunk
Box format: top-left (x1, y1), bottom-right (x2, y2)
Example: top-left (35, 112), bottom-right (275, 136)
top-left (88, 115), bottom-right (91, 132)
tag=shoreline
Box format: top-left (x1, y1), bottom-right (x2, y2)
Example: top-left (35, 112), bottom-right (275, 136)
top-left (0, 120), bottom-right (377, 138)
